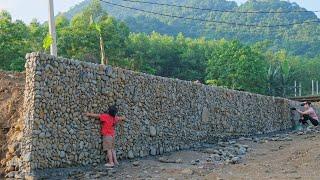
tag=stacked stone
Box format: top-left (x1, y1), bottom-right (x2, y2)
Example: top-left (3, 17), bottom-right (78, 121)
top-left (20, 52), bottom-right (299, 173)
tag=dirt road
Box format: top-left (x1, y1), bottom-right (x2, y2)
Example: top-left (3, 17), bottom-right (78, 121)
top-left (40, 128), bottom-right (320, 180)
top-left (115, 129), bottom-right (320, 180)
top-left (209, 130), bottom-right (320, 180)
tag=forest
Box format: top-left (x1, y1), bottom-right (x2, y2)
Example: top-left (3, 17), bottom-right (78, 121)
top-left (66, 0), bottom-right (320, 57)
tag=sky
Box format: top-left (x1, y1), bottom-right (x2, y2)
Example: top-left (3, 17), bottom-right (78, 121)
top-left (0, 0), bottom-right (319, 24)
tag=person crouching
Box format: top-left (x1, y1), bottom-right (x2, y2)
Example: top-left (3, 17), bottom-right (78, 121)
top-left (296, 101), bottom-right (319, 127)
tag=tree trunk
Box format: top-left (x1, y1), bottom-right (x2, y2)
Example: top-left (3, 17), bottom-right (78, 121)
top-left (99, 34), bottom-right (107, 65)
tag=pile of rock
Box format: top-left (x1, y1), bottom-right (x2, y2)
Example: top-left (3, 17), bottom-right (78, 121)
top-left (198, 141), bottom-right (249, 165)
top-left (241, 134), bottom-right (293, 144)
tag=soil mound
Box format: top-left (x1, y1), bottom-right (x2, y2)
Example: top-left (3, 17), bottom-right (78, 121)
top-left (0, 71), bottom-right (25, 176)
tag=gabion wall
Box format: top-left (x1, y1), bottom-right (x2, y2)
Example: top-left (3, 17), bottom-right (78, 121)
top-left (21, 52), bottom-right (296, 171)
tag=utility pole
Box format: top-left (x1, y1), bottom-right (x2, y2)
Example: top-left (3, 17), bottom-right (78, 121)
top-left (299, 82), bottom-right (302, 96)
top-left (294, 81), bottom-right (297, 97)
top-left (312, 80), bottom-right (314, 96)
top-left (48, 0), bottom-right (57, 56)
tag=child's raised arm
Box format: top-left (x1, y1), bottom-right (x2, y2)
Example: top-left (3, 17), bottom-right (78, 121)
top-left (84, 112), bottom-right (100, 119)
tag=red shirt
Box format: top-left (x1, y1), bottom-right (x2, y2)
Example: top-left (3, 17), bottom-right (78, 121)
top-left (99, 114), bottom-right (119, 137)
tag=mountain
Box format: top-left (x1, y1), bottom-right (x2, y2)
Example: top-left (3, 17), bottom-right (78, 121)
top-left (64, 0), bottom-right (320, 57)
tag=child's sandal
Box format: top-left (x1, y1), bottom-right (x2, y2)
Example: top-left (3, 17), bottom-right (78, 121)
top-left (104, 163), bottom-right (114, 168)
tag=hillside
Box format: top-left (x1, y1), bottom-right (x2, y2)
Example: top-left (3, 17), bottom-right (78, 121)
top-left (64, 0), bottom-right (320, 57)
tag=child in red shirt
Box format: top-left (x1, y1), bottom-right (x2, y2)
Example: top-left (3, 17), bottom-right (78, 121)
top-left (85, 105), bottom-right (125, 167)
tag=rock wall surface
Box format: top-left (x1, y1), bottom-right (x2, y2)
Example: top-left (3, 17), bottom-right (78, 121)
top-left (21, 52), bottom-right (298, 172)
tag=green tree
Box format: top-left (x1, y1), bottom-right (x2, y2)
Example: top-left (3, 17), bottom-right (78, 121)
top-left (206, 40), bottom-right (268, 93)
top-left (58, 1), bottom-right (129, 65)
top-left (28, 19), bottom-right (48, 52)
top-left (0, 10), bottom-right (29, 71)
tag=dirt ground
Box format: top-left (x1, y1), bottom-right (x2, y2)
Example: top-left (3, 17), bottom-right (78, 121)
top-left (209, 131), bottom-right (320, 180)
top-left (115, 129), bottom-right (320, 179)
top-left (57, 128), bottom-right (320, 180)
top-left (0, 71), bottom-right (25, 176)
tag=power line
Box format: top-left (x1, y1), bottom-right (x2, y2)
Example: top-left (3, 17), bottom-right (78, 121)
top-left (118, 0), bottom-right (320, 14)
top-left (99, 0), bottom-right (320, 28)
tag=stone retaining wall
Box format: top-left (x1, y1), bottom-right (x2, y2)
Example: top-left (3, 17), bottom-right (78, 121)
top-left (21, 52), bottom-right (298, 173)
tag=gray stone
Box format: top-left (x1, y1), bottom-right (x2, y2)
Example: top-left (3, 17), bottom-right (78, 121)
top-left (128, 151), bottom-right (134, 159)
top-left (24, 152), bottom-right (31, 162)
top-left (202, 107), bottom-right (209, 122)
top-left (150, 126), bottom-right (157, 137)
top-left (150, 147), bottom-right (157, 156)
top-left (159, 147), bottom-right (164, 155)
top-left (5, 171), bottom-right (17, 178)
top-left (212, 154), bottom-right (221, 161)
top-left (242, 144), bottom-right (249, 149)
top-left (238, 147), bottom-right (246, 155)
top-left (175, 159), bottom-right (182, 163)
top-left (139, 150), bottom-right (145, 158)
top-left (106, 66), bottom-right (113, 76)
top-left (33, 130), bottom-right (41, 135)
top-left (231, 157), bottom-right (241, 164)
top-left (213, 149), bottom-right (220, 154)
top-left (190, 160), bottom-right (197, 165)
top-left (59, 151), bottom-right (66, 158)
top-left (253, 138), bottom-right (259, 142)
top-left (39, 132), bottom-right (46, 138)
top-left (132, 161), bottom-right (140, 166)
